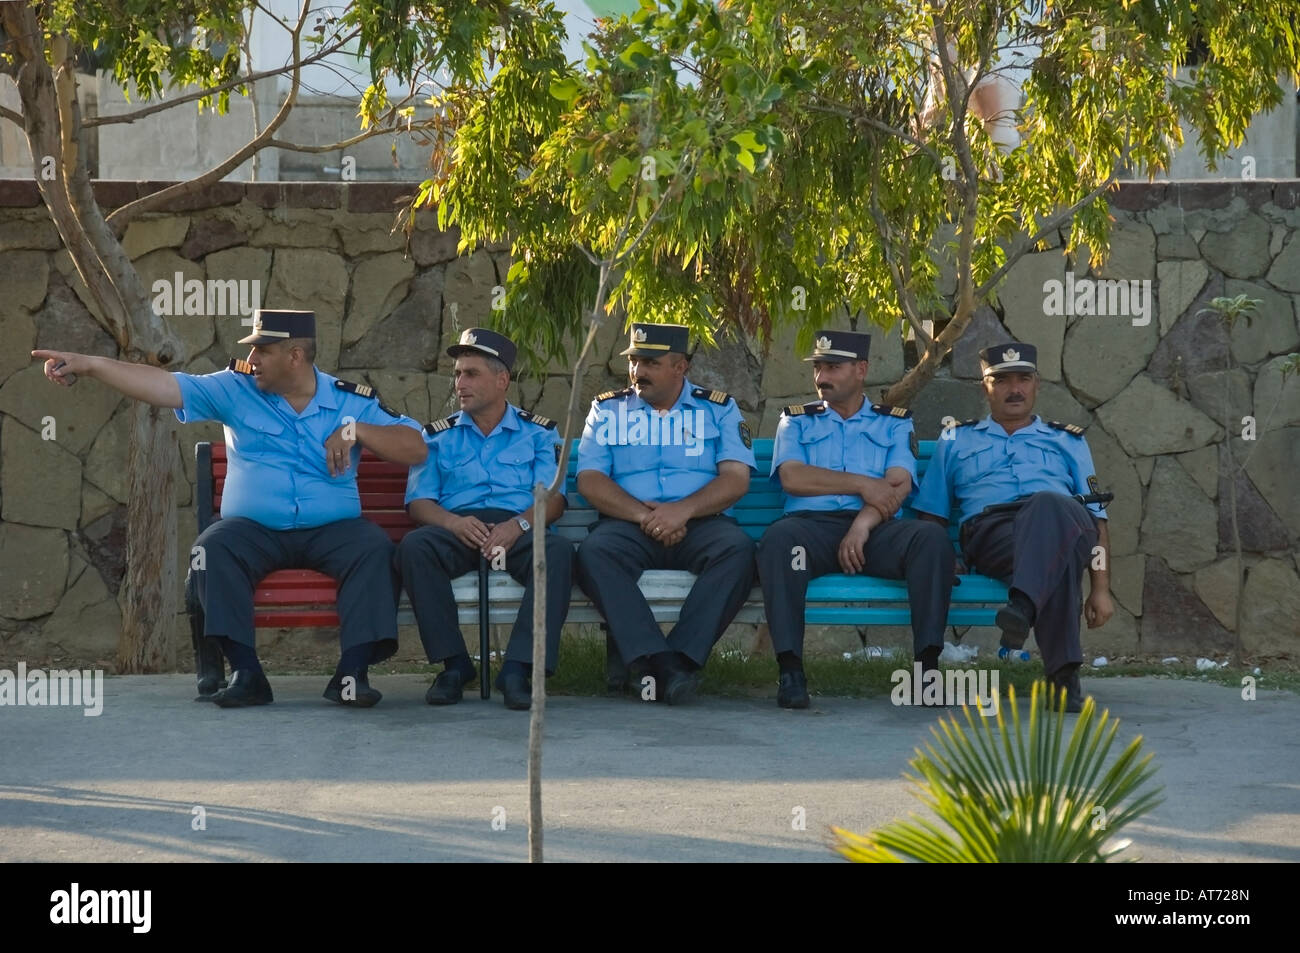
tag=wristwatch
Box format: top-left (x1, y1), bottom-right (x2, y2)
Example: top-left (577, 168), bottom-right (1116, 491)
top-left (516, 517), bottom-right (531, 532)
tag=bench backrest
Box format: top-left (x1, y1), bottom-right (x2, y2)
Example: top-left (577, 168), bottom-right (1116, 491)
top-left (198, 439), bottom-right (954, 544)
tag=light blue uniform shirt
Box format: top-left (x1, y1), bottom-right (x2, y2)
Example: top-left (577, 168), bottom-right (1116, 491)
top-left (404, 405), bottom-right (561, 513)
top-left (174, 364), bottom-right (422, 530)
top-left (913, 414), bottom-right (1107, 526)
top-left (576, 378), bottom-right (756, 515)
top-left (770, 399), bottom-right (917, 515)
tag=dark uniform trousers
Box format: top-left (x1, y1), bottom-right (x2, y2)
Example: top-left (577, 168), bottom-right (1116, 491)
top-left (961, 491), bottom-right (1099, 677)
top-left (396, 508), bottom-right (574, 673)
top-left (757, 511), bottom-right (955, 657)
top-left (191, 516), bottom-right (400, 661)
top-left (576, 515), bottom-right (755, 668)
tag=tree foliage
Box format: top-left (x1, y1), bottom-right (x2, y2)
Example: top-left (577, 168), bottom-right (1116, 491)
top-left (409, 0), bottom-right (1299, 396)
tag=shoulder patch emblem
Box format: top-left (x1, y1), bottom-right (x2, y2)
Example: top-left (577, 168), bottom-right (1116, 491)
top-left (871, 403), bottom-right (912, 419)
top-left (692, 387), bottom-right (731, 405)
top-left (228, 358), bottom-right (254, 375)
top-left (738, 420), bottom-right (752, 449)
top-left (424, 414), bottom-right (459, 435)
top-left (1047, 420), bottom-right (1086, 436)
top-left (782, 401), bottom-right (827, 417)
top-left (518, 409), bottom-right (557, 430)
top-left (595, 388), bottom-right (632, 403)
top-left (1087, 475), bottom-right (1102, 496)
top-left (335, 379), bottom-right (376, 399)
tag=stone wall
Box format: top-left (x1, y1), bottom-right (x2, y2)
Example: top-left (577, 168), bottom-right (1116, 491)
top-left (0, 179), bottom-right (1297, 670)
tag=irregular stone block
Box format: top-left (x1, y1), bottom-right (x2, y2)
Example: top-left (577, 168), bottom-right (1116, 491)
top-left (1139, 455), bottom-right (1218, 572)
top-left (0, 522), bottom-right (68, 619)
top-left (1157, 260), bottom-right (1208, 334)
top-left (1265, 233), bottom-right (1300, 292)
top-left (1240, 558), bottom-right (1300, 658)
top-left (1252, 354), bottom-right (1300, 431)
top-left (998, 251), bottom-right (1067, 381)
top-left (344, 254), bottom-right (415, 346)
top-left (1200, 212), bottom-right (1271, 278)
top-left (340, 267), bottom-right (444, 371)
top-left (0, 364), bottom-right (124, 457)
top-left (122, 216), bottom-right (190, 259)
top-left (1095, 374), bottom-right (1221, 456)
top-left (1, 416), bottom-right (81, 530)
top-left (1140, 556), bottom-right (1234, 656)
top-left (1242, 426), bottom-right (1300, 537)
top-left (0, 250), bottom-right (50, 311)
top-left (1193, 557), bottom-right (1240, 632)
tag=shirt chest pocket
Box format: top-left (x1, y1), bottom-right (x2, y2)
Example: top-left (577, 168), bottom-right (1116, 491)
top-left (1018, 437), bottom-right (1070, 478)
top-left (437, 443), bottom-right (485, 483)
top-left (492, 444), bottom-right (535, 486)
top-left (953, 442), bottom-right (996, 483)
top-left (799, 428), bottom-right (840, 469)
top-left (846, 431), bottom-right (889, 477)
top-left (236, 413), bottom-right (286, 456)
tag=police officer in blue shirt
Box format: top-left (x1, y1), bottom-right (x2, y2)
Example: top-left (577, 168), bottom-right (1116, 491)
top-left (575, 323), bottom-right (757, 705)
top-left (757, 330), bottom-right (955, 708)
top-left (397, 328), bottom-right (572, 711)
top-left (913, 342), bottom-right (1115, 711)
top-left (34, 310), bottom-right (428, 708)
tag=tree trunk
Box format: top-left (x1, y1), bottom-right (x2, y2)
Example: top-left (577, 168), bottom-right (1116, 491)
top-left (118, 403), bottom-right (179, 672)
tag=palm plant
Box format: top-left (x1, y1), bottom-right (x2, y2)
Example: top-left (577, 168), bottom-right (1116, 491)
top-left (832, 681), bottom-right (1163, 862)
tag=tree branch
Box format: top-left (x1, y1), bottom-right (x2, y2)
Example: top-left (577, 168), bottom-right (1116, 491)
top-left (84, 27), bottom-right (359, 128)
top-left (866, 162), bottom-right (931, 349)
top-left (0, 104), bottom-right (21, 125)
top-left (806, 99), bottom-right (944, 167)
top-left (973, 171), bottom-right (1121, 299)
top-left (104, 0), bottom-right (315, 233)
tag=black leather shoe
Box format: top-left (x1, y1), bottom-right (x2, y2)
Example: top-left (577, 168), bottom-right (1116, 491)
top-left (995, 592), bottom-right (1035, 650)
top-left (1047, 666), bottom-right (1085, 713)
top-left (777, 670), bottom-right (810, 709)
top-left (192, 633), bottom-right (227, 701)
top-left (662, 668), bottom-right (701, 706)
top-left (323, 671), bottom-right (382, 707)
top-left (426, 668), bottom-right (474, 705)
top-left (495, 671), bottom-right (532, 711)
top-left (212, 669), bottom-right (273, 708)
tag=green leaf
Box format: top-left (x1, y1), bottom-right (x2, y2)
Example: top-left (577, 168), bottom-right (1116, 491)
top-left (731, 130), bottom-right (766, 153)
top-left (608, 155), bottom-right (636, 191)
top-left (734, 148), bottom-right (755, 173)
top-left (619, 40), bottom-right (655, 69)
top-left (549, 77), bottom-right (581, 103)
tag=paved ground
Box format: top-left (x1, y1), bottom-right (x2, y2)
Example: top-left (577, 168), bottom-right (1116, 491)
top-left (1, 674), bottom-right (1297, 863)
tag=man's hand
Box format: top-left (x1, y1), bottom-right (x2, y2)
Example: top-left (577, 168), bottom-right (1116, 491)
top-left (33, 349), bottom-right (89, 386)
top-left (1084, 588), bottom-right (1114, 629)
top-left (641, 500), bottom-right (692, 543)
top-left (324, 424), bottom-right (358, 476)
top-left (838, 520), bottom-right (872, 574)
top-left (861, 478), bottom-right (909, 520)
top-left (449, 514), bottom-right (492, 549)
top-left (480, 518), bottom-right (524, 561)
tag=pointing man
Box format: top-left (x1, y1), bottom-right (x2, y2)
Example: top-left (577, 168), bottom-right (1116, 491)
top-left (913, 342), bottom-right (1114, 711)
top-left (33, 310), bottom-right (428, 708)
top-left (397, 328), bottom-right (572, 711)
top-left (575, 323), bottom-right (756, 705)
top-left (756, 330), bottom-right (954, 708)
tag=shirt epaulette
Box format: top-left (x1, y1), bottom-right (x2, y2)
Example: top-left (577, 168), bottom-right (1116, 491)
top-left (518, 409), bottom-right (557, 430)
top-left (424, 414), bottom-right (459, 435)
top-left (594, 388), bottom-right (632, 403)
top-left (1047, 420), bottom-right (1086, 436)
top-left (871, 403), bottom-right (912, 419)
top-left (692, 387), bottom-right (732, 405)
top-left (335, 379), bottom-right (376, 398)
top-left (228, 359), bottom-right (254, 375)
top-left (782, 401), bottom-right (827, 417)
top-left (952, 418), bottom-right (979, 427)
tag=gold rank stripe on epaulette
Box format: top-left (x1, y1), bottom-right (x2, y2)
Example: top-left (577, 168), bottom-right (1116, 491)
top-left (782, 401), bottom-right (827, 416)
top-left (692, 387), bottom-right (731, 405)
top-left (518, 409), bottom-right (557, 430)
top-left (335, 379), bottom-right (376, 398)
top-left (1047, 420), bottom-right (1086, 436)
top-left (424, 414), bottom-right (458, 435)
top-left (871, 403), bottom-right (912, 419)
top-left (228, 358), bottom-right (254, 375)
top-left (595, 388), bottom-right (632, 403)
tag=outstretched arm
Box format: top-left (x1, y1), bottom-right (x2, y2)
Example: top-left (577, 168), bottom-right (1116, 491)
top-left (32, 350), bottom-right (182, 408)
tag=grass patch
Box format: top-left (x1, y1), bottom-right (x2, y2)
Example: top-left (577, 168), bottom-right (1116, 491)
top-left (275, 635), bottom-right (1300, 699)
